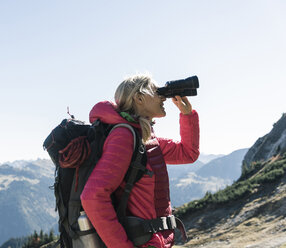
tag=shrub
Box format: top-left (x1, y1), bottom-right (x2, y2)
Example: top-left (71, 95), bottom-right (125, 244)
top-left (22, 230), bottom-right (57, 248)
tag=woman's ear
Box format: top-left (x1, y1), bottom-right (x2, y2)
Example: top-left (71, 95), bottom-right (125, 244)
top-left (133, 92), bottom-right (144, 106)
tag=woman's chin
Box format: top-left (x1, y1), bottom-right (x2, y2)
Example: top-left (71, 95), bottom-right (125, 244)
top-left (157, 111), bottom-right (166, 118)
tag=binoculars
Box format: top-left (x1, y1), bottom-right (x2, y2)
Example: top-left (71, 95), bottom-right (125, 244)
top-left (157, 76), bottom-right (199, 98)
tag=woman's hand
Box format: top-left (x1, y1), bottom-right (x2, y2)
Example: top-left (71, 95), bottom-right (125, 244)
top-left (172, 96), bottom-right (192, 115)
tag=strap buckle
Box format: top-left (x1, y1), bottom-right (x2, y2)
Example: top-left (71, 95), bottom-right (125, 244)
top-left (166, 215), bottom-right (177, 230)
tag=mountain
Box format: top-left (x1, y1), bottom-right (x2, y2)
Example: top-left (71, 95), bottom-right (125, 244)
top-left (243, 113), bottom-right (286, 171)
top-left (196, 148), bottom-right (248, 181)
top-left (166, 153), bottom-right (225, 181)
top-left (168, 149), bottom-right (248, 207)
top-left (197, 153), bottom-right (224, 164)
top-left (167, 160), bottom-right (204, 179)
top-left (175, 114), bottom-right (286, 248)
top-left (0, 159), bottom-right (57, 246)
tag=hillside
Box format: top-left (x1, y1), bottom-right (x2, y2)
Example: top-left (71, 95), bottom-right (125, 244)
top-left (175, 153), bottom-right (286, 248)
top-left (173, 113), bottom-right (286, 247)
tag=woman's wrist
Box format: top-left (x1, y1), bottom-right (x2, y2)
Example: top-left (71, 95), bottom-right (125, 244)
top-left (181, 108), bottom-right (192, 115)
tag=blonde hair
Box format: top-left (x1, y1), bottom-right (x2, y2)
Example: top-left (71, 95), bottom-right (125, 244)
top-left (114, 74), bottom-right (157, 143)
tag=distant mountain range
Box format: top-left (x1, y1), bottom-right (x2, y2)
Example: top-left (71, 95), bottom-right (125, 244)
top-left (0, 159), bottom-right (58, 245)
top-left (197, 153), bottom-right (224, 164)
top-left (0, 150), bottom-right (247, 246)
top-left (196, 148), bottom-right (248, 181)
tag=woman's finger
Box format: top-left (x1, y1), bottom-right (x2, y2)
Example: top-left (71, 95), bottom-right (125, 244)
top-left (172, 95), bottom-right (192, 114)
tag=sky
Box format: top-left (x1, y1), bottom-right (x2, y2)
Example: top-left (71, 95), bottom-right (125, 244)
top-left (0, 0), bottom-right (285, 163)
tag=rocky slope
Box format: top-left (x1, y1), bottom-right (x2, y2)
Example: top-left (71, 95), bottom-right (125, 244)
top-left (177, 157), bottom-right (286, 248)
top-left (243, 113), bottom-right (286, 171)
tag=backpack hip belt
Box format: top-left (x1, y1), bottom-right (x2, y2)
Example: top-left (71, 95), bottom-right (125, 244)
top-left (121, 215), bottom-right (187, 246)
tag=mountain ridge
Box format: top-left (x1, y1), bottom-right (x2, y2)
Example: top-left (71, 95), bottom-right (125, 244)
top-left (243, 113), bottom-right (286, 171)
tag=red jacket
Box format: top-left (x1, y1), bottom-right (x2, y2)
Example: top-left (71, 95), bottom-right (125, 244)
top-left (81, 101), bottom-right (200, 248)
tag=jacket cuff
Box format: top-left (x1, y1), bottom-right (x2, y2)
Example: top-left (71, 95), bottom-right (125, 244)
top-left (180, 109), bottom-right (198, 122)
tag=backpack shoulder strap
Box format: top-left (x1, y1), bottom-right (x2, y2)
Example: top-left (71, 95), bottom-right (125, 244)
top-left (109, 123), bottom-right (137, 151)
top-left (109, 123), bottom-right (148, 183)
top-left (108, 123), bottom-right (149, 220)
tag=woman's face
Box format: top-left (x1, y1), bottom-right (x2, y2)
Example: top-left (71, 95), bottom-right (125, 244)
top-left (138, 92), bottom-right (166, 119)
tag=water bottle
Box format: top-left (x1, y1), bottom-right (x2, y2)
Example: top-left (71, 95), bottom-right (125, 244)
top-left (78, 211), bottom-right (93, 231)
top-left (72, 211), bottom-right (106, 248)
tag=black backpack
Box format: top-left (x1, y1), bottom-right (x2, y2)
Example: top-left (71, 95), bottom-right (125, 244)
top-left (43, 117), bottom-right (148, 248)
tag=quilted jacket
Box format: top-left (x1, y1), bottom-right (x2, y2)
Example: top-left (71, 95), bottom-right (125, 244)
top-left (81, 101), bottom-right (200, 248)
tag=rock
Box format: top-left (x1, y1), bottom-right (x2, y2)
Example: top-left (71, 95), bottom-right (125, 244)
top-left (242, 113), bottom-right (286, 172)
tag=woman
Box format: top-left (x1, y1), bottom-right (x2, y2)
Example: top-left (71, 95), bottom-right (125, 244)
top-left (81, 74), bottom-right (200, 248)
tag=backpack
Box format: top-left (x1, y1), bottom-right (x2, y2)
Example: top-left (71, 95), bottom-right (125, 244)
top-left (43, 116), bottom-right (148, 248)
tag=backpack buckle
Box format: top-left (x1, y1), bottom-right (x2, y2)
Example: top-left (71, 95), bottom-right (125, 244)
top-left (166, 215), bottom-right (177, 229)
top-left (139, 144), bottom-right (145, 154)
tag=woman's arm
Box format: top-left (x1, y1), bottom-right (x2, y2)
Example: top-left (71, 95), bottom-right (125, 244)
top-left (80, 127), bottom-right (134, 248)
top-left (158, 109), bottom-right (200, 164)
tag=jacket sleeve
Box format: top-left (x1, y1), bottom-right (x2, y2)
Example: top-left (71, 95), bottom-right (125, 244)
top-left (158, 110), bottom-right (200, 164)
top-left (80, 127), bottom-right (134, 248)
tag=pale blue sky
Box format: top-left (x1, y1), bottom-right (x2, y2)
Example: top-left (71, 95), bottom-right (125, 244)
top-left (0, 0), bottom-right (285, 163)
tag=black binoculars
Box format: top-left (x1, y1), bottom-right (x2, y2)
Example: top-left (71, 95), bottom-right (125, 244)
top-left (157, 76), bottom-right (199, 98)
